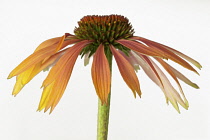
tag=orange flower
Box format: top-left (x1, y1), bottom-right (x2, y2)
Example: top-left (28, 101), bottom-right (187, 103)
top-left (8, 15), bottom-right (201, 113)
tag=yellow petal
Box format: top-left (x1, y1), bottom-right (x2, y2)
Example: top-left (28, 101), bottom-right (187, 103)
top-left (37, 82), bottom-right (54, 111)
top-left (12, 63), bottom-right (41, 96)
top-left (38, 40), bottom-right (91, 113)
top-left (11, 51), bottom-right (65, 96)
top-left (91, 44), bottom-right (111, 104)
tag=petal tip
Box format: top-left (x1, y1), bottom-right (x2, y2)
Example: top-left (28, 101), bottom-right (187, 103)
top-left (192, 84), bottom-right (199, 89)
top-left (7, 74), bottom-right (13, 79)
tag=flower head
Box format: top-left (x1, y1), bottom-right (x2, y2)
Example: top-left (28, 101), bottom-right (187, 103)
top-left (8, 15), bottom-right (201, 113)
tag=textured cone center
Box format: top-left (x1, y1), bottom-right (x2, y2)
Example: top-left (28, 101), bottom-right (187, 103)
top-left (74, 15), bottom-right (134, 44)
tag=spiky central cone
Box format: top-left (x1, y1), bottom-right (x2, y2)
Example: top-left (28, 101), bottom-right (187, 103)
top-left (75, 15), bottom-right (134, 57)
top-left (74, 15), bottom-right (134, 44)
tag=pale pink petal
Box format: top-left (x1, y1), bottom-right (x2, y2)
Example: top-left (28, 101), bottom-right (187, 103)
top-left (149, 58), bottom-right (188, 112)
top-left (155, 58), bottom-right (189, 107)
top-left (168, 65), bottom-right (199, 89)
top-left (133, 52), bottom-right (188, 112)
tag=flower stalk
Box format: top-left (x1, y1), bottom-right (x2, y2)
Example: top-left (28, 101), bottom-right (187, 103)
top-left (97, 94), bottom-right (111, 140)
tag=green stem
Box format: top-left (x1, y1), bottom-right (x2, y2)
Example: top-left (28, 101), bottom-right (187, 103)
top-left (97, 94), bottom-right (111, 140)
top-left (97, 50), bottom-right (112, 140)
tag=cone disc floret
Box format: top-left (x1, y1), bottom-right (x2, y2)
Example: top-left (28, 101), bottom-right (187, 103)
top-left (74, 15), bottom-right (134, 57)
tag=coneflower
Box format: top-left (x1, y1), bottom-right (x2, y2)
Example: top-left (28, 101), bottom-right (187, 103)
top-left (8, 15), bottom-right (201, 140)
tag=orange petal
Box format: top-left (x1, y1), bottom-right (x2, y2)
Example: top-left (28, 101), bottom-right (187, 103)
top-left (34, 33), bottom-right (79, 52)
top-left (132, 36), bottom-right (199, 74)
top-left (42, 40), bottom-right (92, 87)
top-left (132, 36), bottom-right (202, 69)
top-left (148, 43), bottom-right (198, 74)
top-left (38, 40), bottom-right (92, 113)
top-left (40, 49), bottom-right (66, 71)
top-left (91, 44), bottom-right (111, 104)
top-left (8, 36), bottom-right (80, 79)
top-left (116, 39), bottom-right (166, 58)
top-left (34, 34), bottom-right (65, 51)
top-left (34, 37), bottom-right (61, 52)
top-left (55, 34), bottom-right (69, 52)
top-left (110, 45), bottom-right (141, 97)
top-left (164, 48), bottom-right (202, 70)
top-left (118, 50), bottom-right (140, 72)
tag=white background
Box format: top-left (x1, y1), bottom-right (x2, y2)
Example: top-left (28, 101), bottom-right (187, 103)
top-left (0, 0), bottom-right (209, 140)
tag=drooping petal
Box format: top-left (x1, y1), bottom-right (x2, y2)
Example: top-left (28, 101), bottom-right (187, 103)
top-left (155, 58), bottom-right (189, 107)
top-left (168, 65), bottom-right (199, 89)
top-left (8, 36), bottom-right (81, 79)
top-left (55, 34), bottom-right (66, 52)
top-left (148, 43), bottom-right (198, 74)
top-left (131, 36), bottom-right (200, 74)
top-left (91, 44), bottom-right (111, 104)
top-left (165, 48), bottom-right (202, 70)
top-left (131, 52), bottom-right (162, 87)
top-left (42, 40), bottom-right (92, 87)
top-left (148, 57), bottom-right (188, 112)
top-left (140, 55), bottom-right (163, 87)
top-left (34, 37), bottom-right (62, 52)
top-left (41, 49), bottom-right (66, 71)
top-left (38, 40), bottom-right (92, 113)
top-left (12, 63), bottom-right (42, 96)
top-left (37, 82), bottom-right (54, 111)
top-left (133, 52), bottom-right (170, 105)
top-left (116, 39), bottom-right (166, 58)
top-left (110, 45), bottom-right (141, 97)
top-left (133, 53), bottom-right (188, 112)
top-left (34, 33), bottom-right (76, 52)
top-left (8, 48), bottom-right (55, 78)
top-left (11, 50), bottom-right (67, 96)
top-left (118, 50), bottom-right (140, 72)
top-left (132, 36), bottom-right (202, 69)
